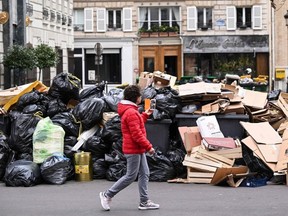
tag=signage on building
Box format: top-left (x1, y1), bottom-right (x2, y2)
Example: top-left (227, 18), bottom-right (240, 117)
top-left (183, 35), bottom-right (269, 53)
top-left (215, 19), bottom-right (225, 26)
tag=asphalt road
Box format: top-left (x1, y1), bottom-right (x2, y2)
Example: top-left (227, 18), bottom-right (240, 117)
top-left (0, 179), bottom-right (287, 216)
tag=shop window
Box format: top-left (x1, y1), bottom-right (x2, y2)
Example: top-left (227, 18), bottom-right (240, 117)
top-left (85, 52), bottom-right (121, 84)
top-left (139, 7), bottom-right (180, 31)
top-left (73, 9), bottom-right (84, 31)
top-left (107, 9), bottom-right (122, 30)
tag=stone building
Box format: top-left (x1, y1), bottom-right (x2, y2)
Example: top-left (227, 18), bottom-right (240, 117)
top-left (0, 0), bottom-right (74, 88)
top-left (73, 0), bottom-right (273, 90)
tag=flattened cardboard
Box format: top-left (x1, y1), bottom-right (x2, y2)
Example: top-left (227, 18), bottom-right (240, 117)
top-left (241, 136), bottom-right (276, 171)
top-left (240, 121), bottom-right (282, 144)
top-left (210, 166), bottom-right (248, 186)
top-left (277, 92), bottom-right (288, 118)
top-left (257, 144), bottom-right (280, 163)
top-left (178, 82), bottom-right (221, 97)
top-left (241, 89), bottom-right (267, 109)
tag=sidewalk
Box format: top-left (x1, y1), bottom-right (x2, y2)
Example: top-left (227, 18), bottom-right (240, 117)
top-left (0, 179), bottom-right (288, 216)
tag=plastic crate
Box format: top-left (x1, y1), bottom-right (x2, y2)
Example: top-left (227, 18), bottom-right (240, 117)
top-left (175, 114), bottom-right (249, 139)
top-left (145, 119), bottom-right (172, 154)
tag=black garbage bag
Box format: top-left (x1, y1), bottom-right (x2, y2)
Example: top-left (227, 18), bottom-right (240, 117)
top-left (141, 87), bottom-right (157, 100)
top-left (15, 152), bottom-right (33, 161)
top-left (73, 98), bottom-right (105, 130)
top-left (166, 148), bottom-right (186, 178)
top-left (4, 160), bottom-right (42, 187)
top-left (48, 72), bottom-right (81, 104)
top-left (92, 158), bottom-right (109, 179)
top-left (101, 115), bottom-right (122, 144)
top-left (242, 144), bottom-right (273, 180)
top-left (80, 83), bottom-right (105, 101)
top-left (106, 161), bottom-right (127, 181)
top-left (8, 112), bottom-right (41, 154)
top-left (40, 153), bottom-right (73, 185)
top-left (102, 88), bottom-right (123, 112)
top-left (46, 98), bottom-right (68, 118)
top-left (64, 136), bottom-right (78, 159)
top-left (154, 93), bottom-right (181, 119)
top-left (146, 149), bottom-right (176, 182)
top-left (16, 90), bottom-right (43, 111)
top-left (22, 104), bottom-right (47, 116)
top-left (51, 112), bottom-right (80, 137)
top-left (267, 89), bottom-right (281, 101)
top-left (81, 135), bottom-right (111, 158)
top-left (0, 134), bottom-right (11, 180)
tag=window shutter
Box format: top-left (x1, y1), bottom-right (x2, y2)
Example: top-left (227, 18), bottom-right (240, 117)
top-left (123, 8), bottom-right (132, 32)
top-left (97, 8), bottom-right (106, 32)
top-left (84, 8), bottom-right (93, 32)
top-left (252, 5), bottom-right (262, 30)
top-left (187, 6), bottom-right (197, 31)
top-left (226, 6), bottom-right (236, 30)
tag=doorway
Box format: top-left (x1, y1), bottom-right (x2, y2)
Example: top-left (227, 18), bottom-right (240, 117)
top-left (164, 56), bottom-right (177, 77)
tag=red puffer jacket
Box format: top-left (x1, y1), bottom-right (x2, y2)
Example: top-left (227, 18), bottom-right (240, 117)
top-left (117, 100), bottom-right (152, 154)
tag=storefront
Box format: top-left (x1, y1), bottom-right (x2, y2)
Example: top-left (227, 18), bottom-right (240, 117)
top-left (138, 37), bottom-right (182, 79)
top-left (182, 35), bottom-right (269, 81)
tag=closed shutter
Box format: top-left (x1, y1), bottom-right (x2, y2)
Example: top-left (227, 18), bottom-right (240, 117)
top-left (187, 6), bottom-right (197, 31)
top-left (226, 6), bottom-right (236, 30)
top-left (97, 8), bottom-right (106, 32)
top-left (84, 8), bottom-right (93, 32)
top-left (252, 5), bottom-right (262, 30)
top-left (123, 8), bottom-right (132, 32)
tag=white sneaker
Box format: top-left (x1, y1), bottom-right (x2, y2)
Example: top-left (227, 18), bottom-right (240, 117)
top-left (138, 200), bottom-right (160, 210)
top-left (99, 192), bottom-right (111, 211)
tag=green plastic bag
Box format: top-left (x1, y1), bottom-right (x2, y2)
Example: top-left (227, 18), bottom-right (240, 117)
top-left (33, 117), bottom-right (65, 163)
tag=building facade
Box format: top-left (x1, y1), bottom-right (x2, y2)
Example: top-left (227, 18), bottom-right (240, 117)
top-left (1, 1), bottom-right (288, 92)
top-left (73, 0), bottom-right (272, 90)
top-left (0, 0), bottom-right (74, 89)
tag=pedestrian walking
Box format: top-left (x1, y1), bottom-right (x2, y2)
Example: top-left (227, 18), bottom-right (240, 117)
top-left (99, 85), bottom-right (159, 211)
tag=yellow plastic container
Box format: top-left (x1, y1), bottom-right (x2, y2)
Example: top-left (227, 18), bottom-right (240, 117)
top-left (74, 152), bottom-right (93, 181)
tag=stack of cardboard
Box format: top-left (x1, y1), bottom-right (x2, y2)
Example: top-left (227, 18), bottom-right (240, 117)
top-left (179, 116), bottom-right (244, 184)
top-left (240, 121), bottom-right (288, 172)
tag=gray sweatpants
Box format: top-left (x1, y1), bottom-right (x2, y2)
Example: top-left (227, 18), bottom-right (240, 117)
top-left (105, 153), bottom-right (150, 203)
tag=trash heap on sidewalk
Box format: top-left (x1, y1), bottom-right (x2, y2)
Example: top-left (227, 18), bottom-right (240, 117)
top-left (0, 71), bottom-right (287, 188)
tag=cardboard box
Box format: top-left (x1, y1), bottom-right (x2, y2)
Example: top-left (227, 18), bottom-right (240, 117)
top-left (196, 115), bottom-right (224, 138)
top-left (138, 72), bottom-right (153, 90)
top-left (178, 126), bottom-right (202, 153)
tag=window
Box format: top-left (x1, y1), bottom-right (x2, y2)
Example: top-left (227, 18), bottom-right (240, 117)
top-left (197, 8), bottom-right (212, 29)
top-left (227, 5), bottom-right (262, 30)
top-left (237, 7), bottom-right (251, 28)
top-left (139, 7), bottom-right (180, 31)
top-left (107, 9), bottom-right (122, 29)
top-left (73, 9), bottom-right (84, 31)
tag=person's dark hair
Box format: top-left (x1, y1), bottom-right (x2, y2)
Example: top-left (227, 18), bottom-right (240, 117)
top-left (124, 85), bottom-right (141, 103)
